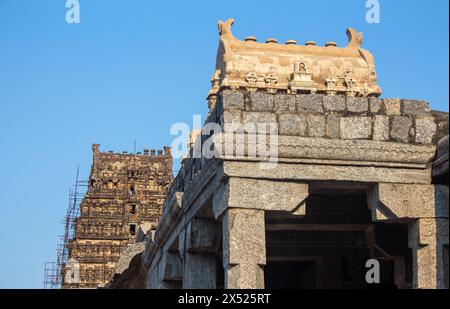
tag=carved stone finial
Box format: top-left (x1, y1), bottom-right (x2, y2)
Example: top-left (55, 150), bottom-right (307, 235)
top-left (346, 28), bottom-right (363, 48)
top-left (218, 19), bottom-right (234, 37)
top-left (245, 36), bottom-right (257, 42)
top-left (265, 38), bottom-right (278, 44)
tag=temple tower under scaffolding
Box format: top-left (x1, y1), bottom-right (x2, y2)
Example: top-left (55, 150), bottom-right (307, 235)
top-left (62, 144), bottom-right (173, 288)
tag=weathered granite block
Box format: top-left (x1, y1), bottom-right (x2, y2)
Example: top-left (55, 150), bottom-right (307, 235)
top-left (161, 252), bottom-right (183, 281)
top-left (415, 117), bottom-right (437, 144)
top-left (248, 92), bottom-right (275, 112)
top-left (183, 252), bottom-right (217, 289)
top-left (346, 97), bottom-right (369, 113)
top-left (222, 208), bottom-right (266, 288)
top-left (391, 116), bottom-right (412, 143)
top-left (279, 114), bottom-right (307, 136)
top-left (369, 98), bottom-right (383, 114)
top-left (373, 115), bottom-right (389, 141)
top-left (402, 100), bottom-right (431, 115)
top-left (274, 94), bottom-right (296, 113)
top-left (323, 96), bottom-right (345, 111)
top-left (325, 115), bottom-right (340, 139)
top-left (340, 117), bottom-right (372, 139)
top-left (222, 110), bottom-right (241, 125)
top-left (227, 178), bottom-right (309, 212)
top-left (186, 218), bottom-right (220, 253)
top-left (221, 90), bottom-right (245, 110)
top-left (297, 94), bottom-right (324, 113)
top-left (307, 114), bottom-right (325, 137)
top-left (242, 111), bottom-right (277, 124)
top-left (384, 98), bottom-right (401, 116)
top-left (370, 183), bottom-right (449, 219)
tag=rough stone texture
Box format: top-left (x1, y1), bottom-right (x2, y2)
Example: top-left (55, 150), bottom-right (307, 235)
top-left (160, 252), bottom-right (182, 281)
top-left (369, 98), bottom-right (383, 114)
top-left (391, 116), bottom-right (412, 143)
top-left (106, 243), bottom-right (146, 289)
top-left (325, 115), bottom-right (340, 139)
top-left (223, 160), bottom-right (433, 185)
top-left (136, 222), bottom-right (152, 242)
top-left (185, 218), bottom-right (221, 253)
top-left (222, 110), bottom-right (242, 132)
top-left (222, 208), bottom-right (266, 288)
top-left (373, 115), bottom-right (389, 141)
top-left (432, 135), bottom-right (449, 181)
top-left (222, 110), bottom-right (242, 124)
top-left (340, 117), bottom-right (372, 139)
top-left (297, 94), bottom-right (324, 113)
top-left (221, 90), bottom-right (245, 110)
top-left (242, 112), bottom-right (277, 128)
top-left (216, 133), bottom-right (436, 164)
top-left (248, 92), bottom-right (275, 112)
top-left (415, 117), bottom-right (437, 144)
top-left (274, 94), bottom-right (296, 113)
top-left (279, 114), bottom-right (307, 136)
top-left (402, 100), bottom-right (431, 115)
top-left (369, 183), bottom-right (449, 220)
top-left (227, 177), bottom-right (309, 212)
top-left (432, 111), bottom-right (449, 144)
top-left (183, 252), bottom-right (217, 289)
top-left (323, 96), bottom-right (345, 111)
top-left (384, 98), bottom-right (401, 116)
top-left (307, 114), bottom-right (325, 137)
top-left (113, 243), bottom-right (145, 275)
top-left (408, 218), bottom-right (449, 289)
top-left (346, 97), bottom-right (369, 113)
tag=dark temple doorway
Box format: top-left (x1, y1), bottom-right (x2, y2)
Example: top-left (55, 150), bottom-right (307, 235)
top-left (264, 182), bottom-right (412, 289)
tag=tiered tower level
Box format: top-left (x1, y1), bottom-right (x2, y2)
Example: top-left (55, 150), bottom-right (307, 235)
top-left (63, 144), bottom-right (173, 288)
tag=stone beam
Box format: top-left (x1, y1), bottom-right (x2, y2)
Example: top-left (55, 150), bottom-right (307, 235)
top-left (213, 177), bottom-right (308, 218)
top-left (223, 160), bottom-right (431, 184)
top-left (368, 184), bottom-right (449, 221)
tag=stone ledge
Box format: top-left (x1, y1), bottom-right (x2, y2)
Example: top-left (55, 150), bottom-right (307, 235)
top-left (212, 133), bottom-right (436, 164)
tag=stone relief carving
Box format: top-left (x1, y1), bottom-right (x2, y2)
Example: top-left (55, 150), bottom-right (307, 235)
top-left (207, 19), bottom-right (382, 106)
top-left (265, 73), bottom-right (278, 85)
top-left (245, 72), bottom-right (259, 83)
top-left (288, 63), bottom-right (317, 93)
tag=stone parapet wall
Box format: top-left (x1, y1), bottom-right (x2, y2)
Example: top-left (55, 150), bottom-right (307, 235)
top-left (213, 90), bottom-right (447, 145)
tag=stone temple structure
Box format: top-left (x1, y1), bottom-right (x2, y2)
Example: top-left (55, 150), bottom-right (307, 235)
top-left (108, 19), bottom-right (448, 289)
top-left (62, 144), bottom-right (173, 288)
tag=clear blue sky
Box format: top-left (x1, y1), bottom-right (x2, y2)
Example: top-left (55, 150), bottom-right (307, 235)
top-left (0, 0), bottom-right (448, 288)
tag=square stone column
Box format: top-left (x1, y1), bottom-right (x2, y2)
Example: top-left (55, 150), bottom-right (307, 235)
top-left (183, 252), bottom-right (217, 289)
top-left (369, 183), bottom-right (449, 289)
top-left (179, 218), bottom-right (221, 289)
top-left (408, 218), bottom-right (449, 289)
top-left (222, 208), bottom-right (266, 289)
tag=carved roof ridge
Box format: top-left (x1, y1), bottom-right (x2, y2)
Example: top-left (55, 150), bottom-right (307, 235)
top-left (208, 19), bottom-right (381, 108)
top-left (218, 18), bottom-right (364, 52)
